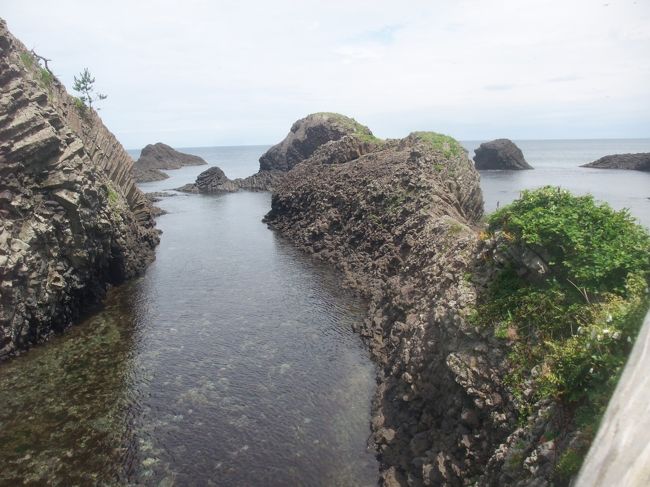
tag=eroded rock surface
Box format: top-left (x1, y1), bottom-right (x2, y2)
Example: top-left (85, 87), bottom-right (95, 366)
top-left (133, 142), bottom-right (207, 182)
top-left (473, 138), bottom-right (532, 170)
top-left (581, 152), bottom-right (650, 171)
top-left (0, 19), bottom-right (159, 359)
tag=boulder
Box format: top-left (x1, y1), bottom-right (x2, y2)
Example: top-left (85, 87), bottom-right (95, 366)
top-left (133, 143), bottom-right (207, 182)
top-left (473, 139), bottom-right (532, 170)
top-left (581, 153), bottom-right (650, 171)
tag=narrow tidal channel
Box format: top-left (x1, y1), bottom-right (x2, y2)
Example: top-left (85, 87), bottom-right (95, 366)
top-left (0, 191), bottom-right (378, 486)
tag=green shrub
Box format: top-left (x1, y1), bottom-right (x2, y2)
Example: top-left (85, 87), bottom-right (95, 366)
top-left (474, 186), bottom-right (650, 479)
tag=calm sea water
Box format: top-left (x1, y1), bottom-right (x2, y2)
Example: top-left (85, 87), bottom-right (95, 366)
top-left (0, 139), bottom-right (647, 486)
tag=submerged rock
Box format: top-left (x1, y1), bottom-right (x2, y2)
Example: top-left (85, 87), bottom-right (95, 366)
top-left (473, 138), bottom-right (533, 170)
top-left (0, 19), bottom-right (159, 359)
top-left (133, 142), bottom-right (207, 182)
top-left (581, 152), bottom-right (650, 171)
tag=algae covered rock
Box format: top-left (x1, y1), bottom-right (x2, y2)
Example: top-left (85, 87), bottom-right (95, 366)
top-left (473, 138), bottom-right (532, 170)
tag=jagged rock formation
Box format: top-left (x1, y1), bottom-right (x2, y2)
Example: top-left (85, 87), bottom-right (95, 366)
top-left (581, 152), bottom-right (650, 171)
top-left (265, 130), bottom-right (519, 485)
top-left (191, 113), bottom-right (380, 194)
top-left (0, 19), bottom-right (159, 359)
top-left (473, 138), bottom-right (532, 170)
top-left (132, 142), bottom-right (207, 182)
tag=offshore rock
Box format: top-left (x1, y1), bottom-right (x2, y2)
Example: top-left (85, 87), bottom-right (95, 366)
top-left (133, 142), bottom-right (207, 182)
top-left (0, 19), bottom-right (159, 359)
top-left (194, 166), bottom-right (238, 192)
top-left (581, 152), bottom-right (650, 171)
top-left (473, 138), bottom-right (533, 170)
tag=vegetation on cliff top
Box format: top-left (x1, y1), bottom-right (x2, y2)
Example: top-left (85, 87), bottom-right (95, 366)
top-left (411, 131), bottom-right (464, 158)
top-left (312, 112), bottom-right (380, 143)
top-left (473, 186), bottom-right (650, 482)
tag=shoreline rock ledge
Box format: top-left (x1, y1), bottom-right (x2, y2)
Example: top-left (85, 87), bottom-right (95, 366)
top-left (581, 152), bottom-right (650, 171)
top-left (132, 142), bottom-right (207, 182)
top-left (473, 138), bottom-right (533, 170)
top-left (0, 19), bottom-right (159, 359)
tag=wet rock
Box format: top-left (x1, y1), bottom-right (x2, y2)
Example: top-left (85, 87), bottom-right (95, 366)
top-left (473, 138), bottom-right (533, 170)
top-left (581, 152), bottom-right (650, 171)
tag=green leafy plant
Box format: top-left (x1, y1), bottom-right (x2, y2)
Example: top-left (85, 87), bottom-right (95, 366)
top-left (472, 187), bottom-right (650, 482)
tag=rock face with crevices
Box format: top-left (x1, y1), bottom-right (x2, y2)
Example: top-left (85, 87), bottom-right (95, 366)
top-left (473, 138), bottom-right (532, 170)
top-left (0, 19), bottom-right (159, 359)
top-left (581, 153), bottom-right (650, 171)
top-left (132, 142), bottom-right (207, 182)
top-left (265, 129), bottom-right (521, 485)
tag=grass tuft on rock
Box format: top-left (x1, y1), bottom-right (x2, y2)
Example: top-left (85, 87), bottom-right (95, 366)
top-left (312, 112), bottom-right (380, 143)
top-left (473, 186), bottom-right (650, 482)
top-left (411, 131), bottom-right (464, 158)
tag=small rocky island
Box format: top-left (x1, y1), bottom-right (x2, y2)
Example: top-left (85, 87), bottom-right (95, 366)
top-left (581, 152), bottom-right (650, 171)
top-left (473, 138), bottom-right (533, 170)
top-left (132, 142), bottom-right (207, 182)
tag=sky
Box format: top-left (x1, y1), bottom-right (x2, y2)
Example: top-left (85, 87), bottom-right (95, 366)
top-left (3, 0), bottom-right (650, 148)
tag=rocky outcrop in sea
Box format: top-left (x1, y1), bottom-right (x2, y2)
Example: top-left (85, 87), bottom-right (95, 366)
top-left (0, 19), bottom-right (159, 359)
top-left (473, 138), bottom-right (532, 170)
top-left (190, 112), bottom-right (380, 193)
top-left (133, 142), bottom-right (207, 182)
top-left (581, 152), bottom-right (650, 171)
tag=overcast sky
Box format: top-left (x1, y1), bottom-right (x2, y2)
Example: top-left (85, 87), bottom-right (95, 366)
top-left (3, 0), bottom-right (649, 148)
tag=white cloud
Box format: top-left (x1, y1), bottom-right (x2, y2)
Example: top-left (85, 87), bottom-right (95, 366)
top-left (2, 0), bottom-right (649, 147)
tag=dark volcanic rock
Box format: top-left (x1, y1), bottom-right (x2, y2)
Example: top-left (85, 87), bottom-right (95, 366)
top-left (265, 130), bottom-right (513, 485)
top-left (259, 112), bottom-right (376, 172)
top-left (133, 142), bottom-right (207, 182)
top-left (194, 166), bottom-right (238, 192)
top-left (582, 152), bottom-right (650, 171)
top-left (233, 170), bottom-right (286, 192)
top-left (473, 138), bottom-right (532, 170)
top-left (0, 19), bottom-right (159, 359)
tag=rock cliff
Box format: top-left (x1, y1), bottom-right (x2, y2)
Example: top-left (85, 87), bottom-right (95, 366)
top-left (0, 19), bottom-right (159, 359)
top-left (133, 142), bottom-right (207, 182)
top-left (581, 152), bottom-right (650, 171)
top-left (473, 138), bottom-right (532, 170)
top-left (265, 129), bottom-right (518, 485)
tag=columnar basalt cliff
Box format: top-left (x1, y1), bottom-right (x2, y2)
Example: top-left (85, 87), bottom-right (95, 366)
top-left (0, 19), bottom-right (159, 359)
top-left (264, 119), bottom-right (644, 486)
top-left (265, 130), bottom-right (517, 485)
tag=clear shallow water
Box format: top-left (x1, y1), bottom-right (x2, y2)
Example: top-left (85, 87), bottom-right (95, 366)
top-left (0, 189), bottom-right (378, 486)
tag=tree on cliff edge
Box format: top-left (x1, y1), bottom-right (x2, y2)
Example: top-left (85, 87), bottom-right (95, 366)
top-left (73, 68), bottom-right (107, 109)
